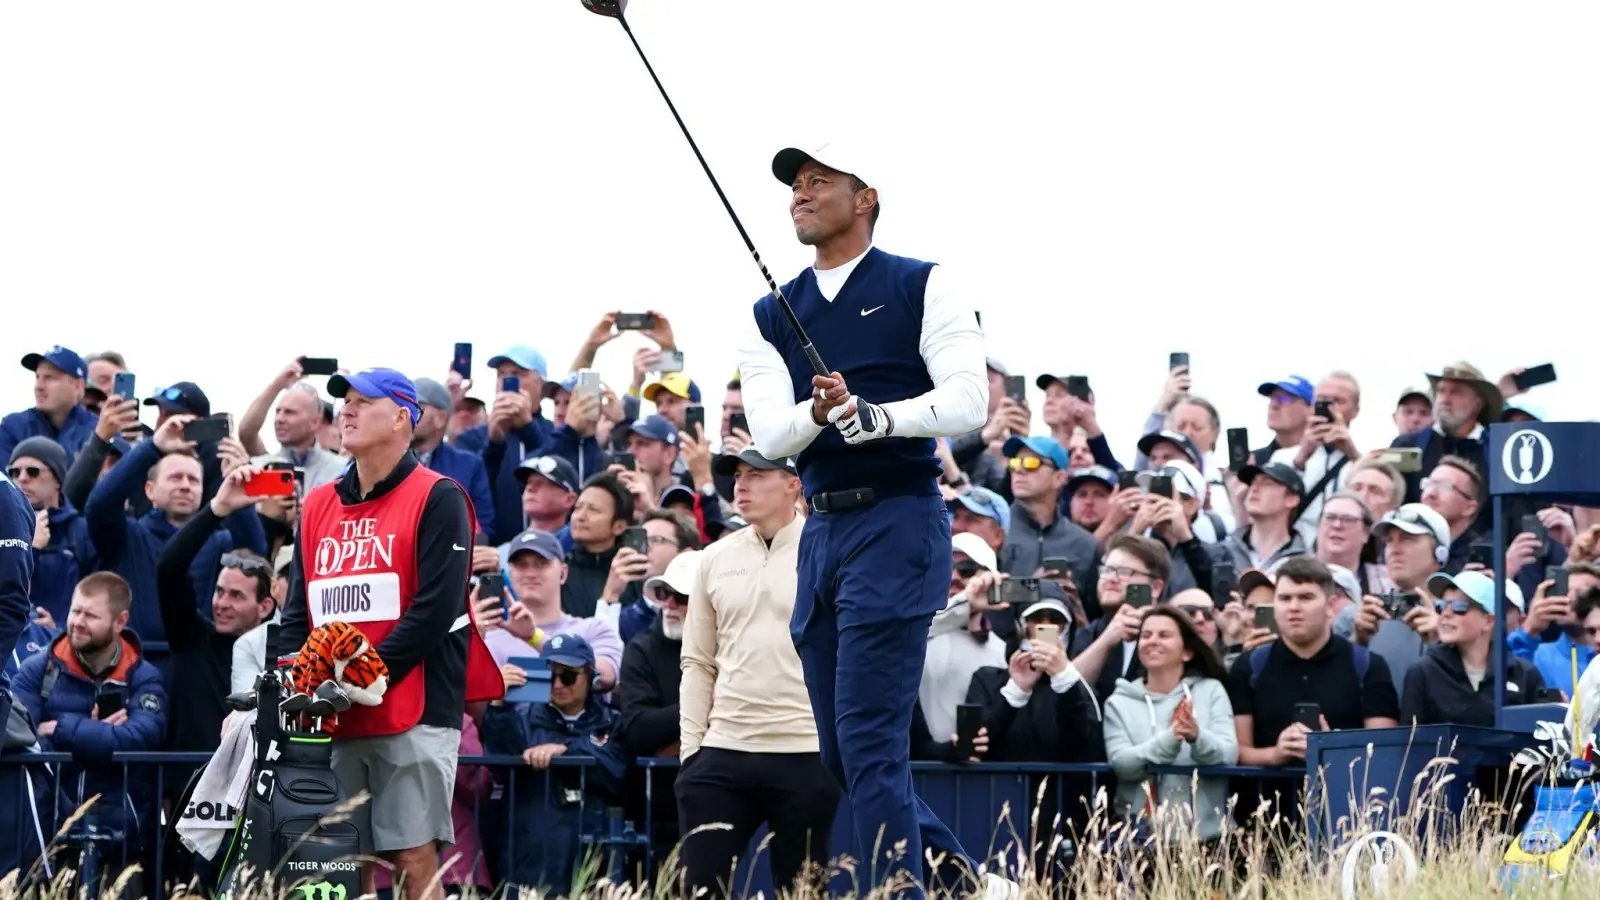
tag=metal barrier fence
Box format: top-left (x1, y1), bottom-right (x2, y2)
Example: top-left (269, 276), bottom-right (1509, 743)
top-left (2, 752), bottom-right (1311, 897)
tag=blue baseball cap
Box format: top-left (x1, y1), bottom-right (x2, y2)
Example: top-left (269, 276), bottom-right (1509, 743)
top-left (619, 414), bottom-right (679, 446)
top-left (329, 368), bottom-right (421, 427)
top-left (948, 486), bottom-right (1011, 532)
top-left (144, 382), bottom-right (212, 418)
top-left (659, 484), bottom-right (696, 508)
top-left (487, 345), bottom-right (549, 379)
top-left (543, 632), bottom-right (596, 669)
top-left (1427, 570), bottom-right (1525, 614)
top-left (1002, 435), bottom-right (1069, 471)
top-left (1257, 376), bottom-right (1314, 404)
top-left (509, 528), bottom-right (565, 561)
top-left (1065, 465), bottom-right (1118, 495)
top-left (542, 373), bottom-right (580, 399)
top-left (21, 345), bottom-right (87, 380)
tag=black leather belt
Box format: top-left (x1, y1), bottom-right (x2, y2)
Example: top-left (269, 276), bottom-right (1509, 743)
top-left (808, 488), bottom-right (877, 514)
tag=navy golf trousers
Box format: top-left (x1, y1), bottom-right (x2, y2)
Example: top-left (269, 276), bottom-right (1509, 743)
top-left (791, 493), bottom-right (974, 899)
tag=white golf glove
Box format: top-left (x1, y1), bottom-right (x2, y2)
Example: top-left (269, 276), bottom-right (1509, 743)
top-left (834, 396), bottom-right (895, 444)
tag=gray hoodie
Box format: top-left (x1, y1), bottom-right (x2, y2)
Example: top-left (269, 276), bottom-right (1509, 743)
top-left (1102, 674), bottom-right (1238, 842)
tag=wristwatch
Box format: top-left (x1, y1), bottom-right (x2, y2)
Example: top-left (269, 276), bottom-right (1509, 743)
top-left (942, 471), bottom-right (970, 488)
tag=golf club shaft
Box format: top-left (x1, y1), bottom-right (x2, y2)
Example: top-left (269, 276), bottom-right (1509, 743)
top-left (616, 14), bottom-right (829, 379)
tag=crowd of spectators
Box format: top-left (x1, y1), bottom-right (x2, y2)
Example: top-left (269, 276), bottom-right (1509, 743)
top-left (2, 327), bottom-right (1590, 896)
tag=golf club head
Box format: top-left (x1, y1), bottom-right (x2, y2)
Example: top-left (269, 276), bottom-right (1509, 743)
top-left (280, 693), bottom-right (312, 714)
top-left (314, 680), bottom-right (353, 713)
top-left (225, 690), bottom-right (258, 712)
top-left (306, 698), bottom-right (336, 720)
top-left (581, 0), bottom-right (626, 18)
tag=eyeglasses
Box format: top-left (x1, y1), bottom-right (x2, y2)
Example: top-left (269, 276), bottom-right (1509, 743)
top-left (1007, 456), bottom-right (1054, 472)
top-left (1433, 599), bottom-right (1477, 616)
top-left (1099, 564), bottom-right (1151, 581)
top-left (221, 553), bottom-right (271, 576)
top-left (954, 560), bottom-right (982, 578)
top-left (6, 466), bottom-right (42, 480)
top-left (646, 535), bottom-right (680, 548)
top-left (1421, 478), bottom-right (1470, 500)
top-left (1177, 605), bottom-right (1215, 622)
top-left (648, 584), bottom-right (689, 605)
top-left (553, 670), bottom-right (583, 687)
top-left (1320, 512), bottom-right (1366, 529)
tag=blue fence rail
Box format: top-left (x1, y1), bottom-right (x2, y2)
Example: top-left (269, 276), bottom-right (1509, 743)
top-left (2, 752), bottom-right (1329, 897)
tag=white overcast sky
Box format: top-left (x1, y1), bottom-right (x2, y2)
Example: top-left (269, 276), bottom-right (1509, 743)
top-left (2, 1), bottom-right (1595, 458)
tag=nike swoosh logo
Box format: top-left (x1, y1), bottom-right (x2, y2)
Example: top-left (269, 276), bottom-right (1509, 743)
top-left (452, 543), bottom-right (466, 552)
top-left (860, 305), bottom-right (884, 316)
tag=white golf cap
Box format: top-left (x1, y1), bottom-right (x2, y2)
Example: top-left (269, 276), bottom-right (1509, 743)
top-left (772, 141), bottom-right (873, 188)
top-left (1373, 503), bottom-right (1450, 548)
top-left (951, 532), bottom-right (997, 573)
top-left (643, 550), bottom-right (702, 598)
top-left (1137, 460), bottom-right (1206, 500)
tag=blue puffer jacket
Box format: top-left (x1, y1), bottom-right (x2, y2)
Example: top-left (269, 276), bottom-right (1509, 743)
top-left (29, 504), bottom-right (96, 625)
top-left (84, 440), bottom-right (266, 652)
top-left (0, 405), bottom-right (99, 467)
top-left (5, 621), bottom-right (57, 680)
top-left (10, 631), bottom-right (168, 849)
top-left (481, 696), bottom-right (629, 891)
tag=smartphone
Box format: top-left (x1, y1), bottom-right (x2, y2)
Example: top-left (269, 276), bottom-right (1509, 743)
top-left (1254, 604), bottom-right (1279, 634)
top-left (613, 451), bottom-right (635, 471)
top-left (621, 526), bottom-right (649, 556)
top-left (1226, 427), bottom-right (1250, 472)
top-left (1548, 566), bottom-right (1570, 597)
top-left (1535, 687), bottom-right (1566, 704)
top-left (1168, 352), bottom-right (1189, 372)
top-left (615, 312), bottom-right (656, 331)
top-left (1042, 556), bottom-right (1071, 577)
top-left (1124, 583), bottom-right (1153, 609)
top-left (1513, 364), bottom-right (1557, 392)
top-left (954, 704), bottom-right (984, 759)
top-left (452, 343), bottom-right (473, 379)
top-left (1293, 702), bottom-right (1323, 731)
top-left (656, 350), bottom-right (685, 373)
top-left (1117, 471), bottom-right (1141, 492)
top-left (1521, 515), bottom-right (1549, 545)
top-left (728, 412), bottom-right (749, 436)
top-left (500, 375), bottom-right (521, 394)
top-left (95, 690), bottom-right (125, 720)
top-left (1147, 475), bottom-right (1173, 499)
top-left (292, 467), bottom-right (306, 496)
top-left (1314, 399), bottom-right (1334, 421)
top-left (1000, 578), bottom-right (1039, 608)
top-left (299, 357), bottom-right (339, 377)
top-left (479, 573), bottom-right (506, 614)
top-left (1065, 375), bottom-right (1092, 402)
top-left (244, 469), bottom-right (296, 498)
top-left (183, 416), bottom-right (230, 443)
top-left (1004, 375), bottom-right (1027, 405)
top-left (1033, 623), bottom-right (1061, 647)
top-left (576, 368), bottom-right (602, 400)
top-left (504, 656), bottom-right (553, 705)
top-left (1468, 542), bottom-right (1495, 569)
top-left (1376, 447), bottom-right (1424, 474)
top-left (1212, 561), bottom-right (1236, 606)
top-left (112, 372), bottom-right (136, 402)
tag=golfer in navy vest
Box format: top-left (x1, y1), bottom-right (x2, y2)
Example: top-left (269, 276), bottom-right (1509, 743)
top-left (737, 142), bottom-right (1010, 899)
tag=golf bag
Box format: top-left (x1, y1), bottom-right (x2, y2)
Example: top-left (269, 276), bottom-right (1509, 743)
top-left (213, 626), bottom-right (361, 899)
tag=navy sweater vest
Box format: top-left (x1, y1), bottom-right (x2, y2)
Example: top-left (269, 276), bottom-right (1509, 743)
top-left (753, 247), bottom-right (940, 499)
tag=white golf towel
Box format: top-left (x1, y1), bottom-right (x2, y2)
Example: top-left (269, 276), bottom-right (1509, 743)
top-left (177, 710), bottom-right (255, 860)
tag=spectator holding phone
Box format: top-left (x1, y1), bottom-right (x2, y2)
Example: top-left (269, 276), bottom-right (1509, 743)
top-left (561, 472), bottom-right (634, 619)
top-left (1000, 436), bottom-right (1097, 600)
top-left (460, 346), bottom-right (556, 545)
top-left (1, 346), bottom-right (98, 465)
top-left (1336, 504), bottom-right (1450, 688)
top-left (922, 532), bottom-right (1008, 742)
top-left (9, 438), bottom-right (96, 625)
top-left (1271, 372), bottom-right (1361, 547)
top-left (1400, 571), bottom-right (1542, 727)
top-left (1071, 534), bottom-right (1172, 703)
top-left (1512, 570), bottom-right (1600, 698)
top-left (1104, 606), bottom-right (1237, 845)
top-left (596, 508), bottom-right (700, 645)
top-left (483, 529), bottom-right (622, 689)
top-left (237, 360), bottom-right (346, 489)
top-left (409, 378), bottom-right (495, 536)
top-left (1419, 456), bottom-right (1495, 574)
top-left (10, 573), bottom-right (167, 870)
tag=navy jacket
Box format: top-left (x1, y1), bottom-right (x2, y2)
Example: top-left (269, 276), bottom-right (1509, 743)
top-left (29, 504), bottom-right (97, 625)
top-left (11, 631), bottom-right (167, 846)
top-left (84, 440), bottom-right (266, 648)
top-left (0, 405), bottom-right (99, 467)
top-left (421, 439), bottom-right (497, 537)
top-left (5, 621), bottom-right (56, 681)
top-left (0, 475), bottom-right (35, 685)
top-left (459, 417), bottom-right (555, 546)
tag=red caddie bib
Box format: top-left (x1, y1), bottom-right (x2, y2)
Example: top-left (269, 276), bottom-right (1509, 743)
top-left (300, 465), bottom-right (503, 738)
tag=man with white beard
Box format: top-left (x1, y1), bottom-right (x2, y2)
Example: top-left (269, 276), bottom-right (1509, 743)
top-left (617, 550), bottom-right (702, 758)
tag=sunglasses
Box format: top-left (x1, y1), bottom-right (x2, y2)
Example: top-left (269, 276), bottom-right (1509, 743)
top-left (6, 466), bottom-right (43, 480)
top-left (221, 553), bottom-right (271, 576)
top-left (526, 456), bottom-right (560, 475)
top-left (553, 670), bottom-right (583, 687)
top-left (157, 386), bottom-right (184, 401)
top-left (1433, 599), bottom-right (1477, 616)
top-left (648, 585), bottom-right (689, 605)
top-left (1177, 605), bottom-right (1214, 622)
top-left (954, 560), bottom-right (982, 578)
top-left (1007, 456), bottom-right (1054, 472)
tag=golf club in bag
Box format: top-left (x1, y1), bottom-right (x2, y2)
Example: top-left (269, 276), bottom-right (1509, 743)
top-left (212, 624), bottom-right (360, 899)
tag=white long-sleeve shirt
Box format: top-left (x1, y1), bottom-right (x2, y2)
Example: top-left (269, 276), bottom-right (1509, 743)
top-left (735, 246), bottom-right (988, 460)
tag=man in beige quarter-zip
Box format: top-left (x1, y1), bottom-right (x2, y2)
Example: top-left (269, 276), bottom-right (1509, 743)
top-left (676, 447), bottom-right (841, 900)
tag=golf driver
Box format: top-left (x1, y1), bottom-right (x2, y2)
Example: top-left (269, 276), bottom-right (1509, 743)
top-left (581, 0), bottom-right (833, 383)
